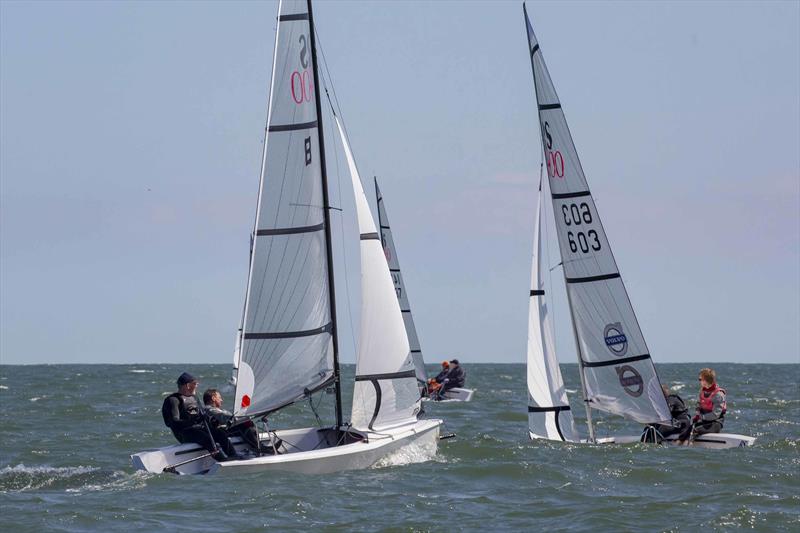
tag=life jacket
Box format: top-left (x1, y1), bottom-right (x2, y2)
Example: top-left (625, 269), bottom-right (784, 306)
top-left (698, 384), bottom-right (726, 417)
top-left (161, 392), bottom-right (200, 428)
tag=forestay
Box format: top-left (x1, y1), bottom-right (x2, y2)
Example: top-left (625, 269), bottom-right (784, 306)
top-left (527, 177), bottom-right (578, 442)
top-left (524, 7), bottom-right (670, 425)
top-left (375, 180), bottom-right (428, 389)
top-left (335, 118), bottom-right (421, 431)
top-left (234, 0), bottom-right (334, 417)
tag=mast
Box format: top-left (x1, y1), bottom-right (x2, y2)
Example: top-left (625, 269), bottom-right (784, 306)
top-left (308, 0), bottom-right (343, 428)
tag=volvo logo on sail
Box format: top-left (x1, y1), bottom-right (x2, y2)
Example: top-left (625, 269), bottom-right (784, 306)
top-left (615, 365), bottom-right (643, 397)
top-left (604, 323), bottom-right (628, 356)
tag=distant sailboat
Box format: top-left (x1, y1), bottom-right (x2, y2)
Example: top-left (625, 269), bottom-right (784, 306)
top-left (375, 179), bottom-right (427, 394)
top-left (132, 0), bottom-right (441, 475)
top-left (522, 4), bottom-right (754, 449)
top-left (376, 180), bottom-right (474, 403)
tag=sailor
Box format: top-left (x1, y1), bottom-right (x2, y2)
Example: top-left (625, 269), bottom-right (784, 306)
top-left (427, 361), bottom-right (450, 396)
top-left (442, 359), bottom-right (466, 392)
top-left (690, 368), bottom-right (727, 439)
top-left (643, 384), bottom-right (691, 443)
top-left (161, 372), bottom-right (239, 461)
top-left (202, 388), bottom-right (262, 453)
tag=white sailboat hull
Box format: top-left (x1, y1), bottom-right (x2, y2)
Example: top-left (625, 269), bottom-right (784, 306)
top-left (132, 419), bottom-right (442, 476)
top-left (594, 432), bottom-right (757, 449)
top-left (529, 432), bottom-right (755, 449)
top-left (423, 387), bottom-right (474, 402)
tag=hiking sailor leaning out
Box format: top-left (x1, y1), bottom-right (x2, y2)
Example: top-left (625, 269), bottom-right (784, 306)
top-left (647, 384), bottom-right (691, 442)
top-left (203, 388), bottom-right (262, 453)
top-left (427, 361), bottom-right (450, 395)
top-left (161, 372), bottom-right (240, 461)
top-left (691, 367), bottom-right (727, 440)
top-left (443, 359), bottom-right (465, 391)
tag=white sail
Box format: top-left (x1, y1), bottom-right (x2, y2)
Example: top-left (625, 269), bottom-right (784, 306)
top-left (527, 178), bottom-right (578, 442)
top-left (524, 6), bottom-right (670, 425)
top-left (335, 118), bottom-right (421, 431)
top-left (375, 180), bottom-right (428, 390)
top-left (234, 0), bottom-right (334, 417)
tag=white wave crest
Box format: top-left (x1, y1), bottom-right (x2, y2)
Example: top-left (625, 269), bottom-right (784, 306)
top-left (0, 464), bottom-right (98, 492)
top-left (372, 434), bottom-right (438, 469)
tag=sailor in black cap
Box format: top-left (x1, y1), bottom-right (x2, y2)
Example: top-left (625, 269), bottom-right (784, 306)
top-left (161, 372), bottom-right (239, 461)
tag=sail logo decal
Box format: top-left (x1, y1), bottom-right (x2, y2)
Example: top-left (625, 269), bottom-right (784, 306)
top-left (543, 122), bottom-right (565, 178)
top-left (615, 365), bottom-right (643, 397)
top-left (604, 323), bottom-right (628, 356)
top-left (291, 34), bottom-right (314, 104)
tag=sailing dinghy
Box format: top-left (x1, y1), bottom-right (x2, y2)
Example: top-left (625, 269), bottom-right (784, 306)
top-left (132, 0), bottom-right (441, 476)
top-left (522, 4), bottom-right (754, 449)
top-left (375, 180), bottom-right (474, 403)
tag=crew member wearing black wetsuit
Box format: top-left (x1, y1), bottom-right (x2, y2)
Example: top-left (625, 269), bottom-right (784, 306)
top-left (161, 372), bottom-right (238, 461)
top-left (648, 385), bottom-right (691, 442)
top-left (442, 359), bottom-right (466, 392)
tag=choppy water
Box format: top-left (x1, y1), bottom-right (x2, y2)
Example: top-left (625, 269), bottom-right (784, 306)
top-left (0, 363), bottom-right (797, 531)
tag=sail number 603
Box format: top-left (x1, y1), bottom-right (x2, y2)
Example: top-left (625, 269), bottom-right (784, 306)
top-left (562, 202), bottom-right (601, 253)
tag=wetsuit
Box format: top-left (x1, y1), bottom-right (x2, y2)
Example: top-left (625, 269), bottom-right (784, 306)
top-left (443, 366), bottom-right (465, 391)
top-left (651, 393), bottom-right (692, 441)
top-left (161, 393), bottom-right (236, 458)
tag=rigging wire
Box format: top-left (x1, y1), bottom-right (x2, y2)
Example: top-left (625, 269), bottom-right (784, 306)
top-left (315, 26), bottom-right (384, 424)
top-left (315, 32), bottom-right (358, 365)
top-left (541, 157), bottom-right (559, 360)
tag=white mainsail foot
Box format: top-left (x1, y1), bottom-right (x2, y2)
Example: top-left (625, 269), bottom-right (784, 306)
top-left (527, 175), bottom-right (578, 442)
top-left (375, 179), bottom-right (428, 395)
top-left (132, 0), bottom-right (441, 476)
top-left (521, 5), bottom-right (753, 449)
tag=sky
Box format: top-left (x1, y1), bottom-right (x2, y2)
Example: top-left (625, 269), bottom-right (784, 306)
top-left (1, 0), bottom-right (798, 365)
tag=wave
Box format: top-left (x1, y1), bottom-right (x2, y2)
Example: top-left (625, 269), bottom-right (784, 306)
top-left (0, 464), bottom-right (149, 493)
top-left (372, 434), bottom-right (439, 469)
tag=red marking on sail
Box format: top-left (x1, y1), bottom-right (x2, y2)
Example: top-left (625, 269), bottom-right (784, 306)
top-left (241, 395), bottom-right (251, 408)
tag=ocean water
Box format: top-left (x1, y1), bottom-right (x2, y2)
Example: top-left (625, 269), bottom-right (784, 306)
top-left (0, 363), bottom-right (797, 532)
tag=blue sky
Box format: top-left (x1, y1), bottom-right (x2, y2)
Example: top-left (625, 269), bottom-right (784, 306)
top-left (1, 1), bottom-right (798, 365)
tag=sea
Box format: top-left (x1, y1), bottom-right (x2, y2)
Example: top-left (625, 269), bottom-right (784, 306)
top-left (0, 363), bottom-right (797, 532)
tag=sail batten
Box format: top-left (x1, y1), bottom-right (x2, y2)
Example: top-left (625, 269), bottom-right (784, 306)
top-left (524, 7), bottom-right (670, 427)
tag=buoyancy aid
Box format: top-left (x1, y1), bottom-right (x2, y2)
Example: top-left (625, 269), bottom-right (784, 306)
top-left (698, 384), bottom-right (726, 417)
top-left (161, 392), bottom-right (201, 429)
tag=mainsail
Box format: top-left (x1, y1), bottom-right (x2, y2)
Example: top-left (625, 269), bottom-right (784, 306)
top-left (234, 0), bottom-right (337, 418)
top-left (375, 179), bottom-right (428, 390)
top-left (527, 176), bottom-right (578, 442)
top-left (336, 118), bottom-right (421, 431)
top-left (523, 5), bottom-right (670, 428)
